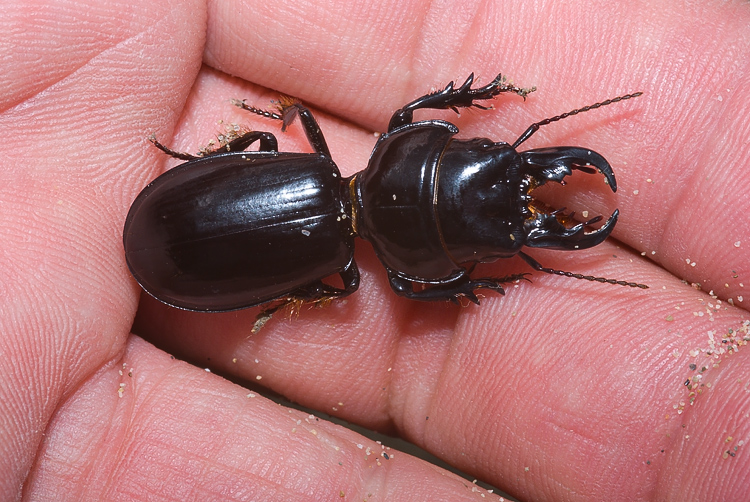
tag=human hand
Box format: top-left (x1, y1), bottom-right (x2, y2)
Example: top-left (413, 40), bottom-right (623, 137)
top-left (3, 0), bottom-right (749, 500)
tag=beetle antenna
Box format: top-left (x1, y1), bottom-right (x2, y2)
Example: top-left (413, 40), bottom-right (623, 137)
top-left (231, 98), bottom-right (284, 121)
top-left (518, 251), bottom-right (648, 289)
top-left (511, 92), bottom-right (642, 149)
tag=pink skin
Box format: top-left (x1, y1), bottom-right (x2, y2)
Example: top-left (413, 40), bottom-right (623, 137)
top-left (2, 0), bottom-right (749, 500)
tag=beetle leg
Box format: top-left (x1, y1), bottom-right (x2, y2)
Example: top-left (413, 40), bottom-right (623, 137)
top-left (221, 131), bottom-right (279, 153)
top-left (283, 261), bottom-right (360, 302)
top-left (251, 260), bottom-right (360, 332)
top-left (283, 103), bottom-right (332, 158)
top-left (235, 99), bottom-right (332, 158)
top-left (387, 73), bottom-right (535, 131)
top-left (331, 259), bottom-right (361, 298)
top-left (149, 135), bottom-right (200, 160)
top-left (252, 300), bottom-right (290, 333)
top-left (149, 131), bottom-right (279, 161)
top-left (387, 270), bottom-right (529, 304)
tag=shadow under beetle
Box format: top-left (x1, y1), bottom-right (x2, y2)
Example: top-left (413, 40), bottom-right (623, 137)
top-left (123, 73), bottom-right (647, 329)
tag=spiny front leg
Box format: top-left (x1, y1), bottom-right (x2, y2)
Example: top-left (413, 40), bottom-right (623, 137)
top-left (388, 72), bottom-right (536, 131)
top-left (388, 270), bottom-right (530, 304)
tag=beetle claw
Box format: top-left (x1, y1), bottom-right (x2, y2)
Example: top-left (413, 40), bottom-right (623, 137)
top-left (525, 209), bottom-right (619, 250)
top-left (519, 145), bottom-right (620, 250)
top-left (522, 146), bottom-right (617, 192)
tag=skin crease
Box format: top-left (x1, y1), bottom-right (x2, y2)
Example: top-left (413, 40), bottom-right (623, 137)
top-left (1, 0), bottom-right (749, 500)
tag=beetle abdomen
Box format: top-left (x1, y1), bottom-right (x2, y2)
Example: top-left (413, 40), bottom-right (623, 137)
top-left (124, 152), bottom-right (352, 311)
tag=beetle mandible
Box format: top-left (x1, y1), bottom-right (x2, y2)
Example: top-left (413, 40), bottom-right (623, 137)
top-left (123, 73), bottom-right (646, 330)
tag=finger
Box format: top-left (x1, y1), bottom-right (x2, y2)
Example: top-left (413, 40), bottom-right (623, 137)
top-left (0, 0), bottom-right (205, 493)
top-left (25, 336), bottom-right (502, 501)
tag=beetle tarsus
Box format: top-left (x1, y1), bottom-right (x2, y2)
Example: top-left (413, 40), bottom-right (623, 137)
top-left (149, 130), bottom-right (280, 160)
top-left (252, 303), bottom-right (283, 334)
top-left (465, 73), bottom-right (536, 103)
top-left (251, 297), bottom-right (312, 333)
top-left (149, 135), bottom-right (200, 161)
top-left (232, 99), bottom-right (283, 121)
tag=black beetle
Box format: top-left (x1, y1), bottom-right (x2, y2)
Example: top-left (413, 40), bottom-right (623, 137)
top-left (123, 73), bottom-right (645, 329)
